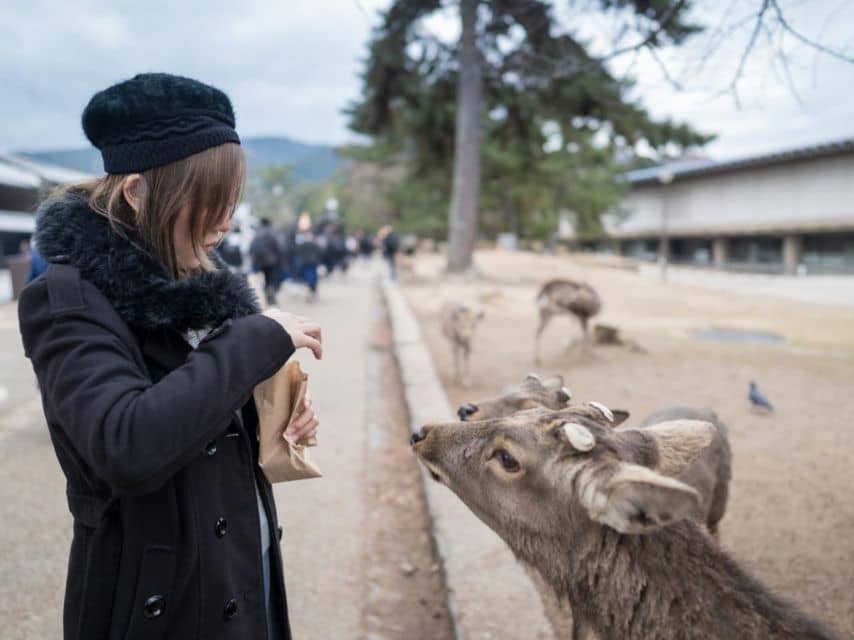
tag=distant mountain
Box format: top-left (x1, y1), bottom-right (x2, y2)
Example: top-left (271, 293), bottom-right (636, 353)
top-left (15, 136), bottom-right (341, 183)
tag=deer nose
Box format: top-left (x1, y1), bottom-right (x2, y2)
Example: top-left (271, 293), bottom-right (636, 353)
top-left (410, 428), bottom-right (428, 446)
top-left (457, 403), bottom-right (478, 421)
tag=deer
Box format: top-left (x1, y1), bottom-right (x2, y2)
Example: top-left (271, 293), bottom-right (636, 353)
top-left (410, 406), bottom-right (839, 640)
top-left (535, 279), bottom-right (602, 363)
top-left (456, 373), bottom-right (574, 421)
top-left (440, 302), bottom-right (484, 386)
top-left (457, 374), bottom-right (731, 539)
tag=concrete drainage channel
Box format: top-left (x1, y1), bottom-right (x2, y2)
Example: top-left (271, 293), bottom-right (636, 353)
top-left (381, 277), bottom-right (556, 640)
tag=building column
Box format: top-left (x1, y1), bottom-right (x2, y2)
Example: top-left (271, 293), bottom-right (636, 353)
top-left (658, 236), bottom-right (670, 261)
top-left (712, 237), bottom-right (729, 269)
top-left (783, 234), bottom-right (803, 275)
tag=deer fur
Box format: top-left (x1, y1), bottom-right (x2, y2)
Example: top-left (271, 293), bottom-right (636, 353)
top-left (457, 373), bottom-right (572, 420)
top-left (411, 407), bottom-right (838, 640)
top-left (440, 302), bottom-right (484, 386)
top-left (459, 378), bottom-right (731, 538)
top-left (535, 279), bottom-right (602, 363)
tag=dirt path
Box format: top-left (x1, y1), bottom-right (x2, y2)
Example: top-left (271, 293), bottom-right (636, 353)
top-left (359, 296), bottom-right (453, 640)
top-left (403, 250), bottom-right (854, 637)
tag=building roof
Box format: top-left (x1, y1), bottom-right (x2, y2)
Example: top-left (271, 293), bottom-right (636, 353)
top-left (0, 209), bottom-right (37, 233)
top-left (0, 153), bottom-right (92, 188)
top-left (0, 162), bottom-right (41, 190)
top-left (625, 138), bottom-right (854, 186)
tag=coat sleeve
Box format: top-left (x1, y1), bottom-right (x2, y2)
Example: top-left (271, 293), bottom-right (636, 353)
top-left (18, 276), bottom-right (296, 496)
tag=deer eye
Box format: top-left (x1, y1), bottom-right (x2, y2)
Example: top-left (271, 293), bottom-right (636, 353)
top-left (495, 448), bottom-right (521, 473)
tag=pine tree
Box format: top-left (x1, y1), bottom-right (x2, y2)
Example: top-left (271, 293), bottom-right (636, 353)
top-left (347, 0), bottom-right (712, 272)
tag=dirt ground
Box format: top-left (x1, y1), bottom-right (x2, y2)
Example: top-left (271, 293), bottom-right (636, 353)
top-left (360, 297), bottom-right (454, 640)
top-left (402, 249), bottom-right (854, 638)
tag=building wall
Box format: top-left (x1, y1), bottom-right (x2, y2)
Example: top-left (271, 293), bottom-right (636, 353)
top-left (607, 154), bottom-right (854, 238)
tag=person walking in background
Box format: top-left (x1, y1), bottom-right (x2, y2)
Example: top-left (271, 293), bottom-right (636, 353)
top-left (357, 229), bottom-right (375, 262)
top-left (292, 211), bottom-right (322, 301)
top-left (379, 224), bottom-right (399, 281)
top-left (17, 73), bottom-right (323, 640)
top-left (274, 223), bottom-right (293, 285)
top-left (250, 217), bottom-right (282, 305)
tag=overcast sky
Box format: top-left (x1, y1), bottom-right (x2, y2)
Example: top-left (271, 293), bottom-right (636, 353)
top-left (2, 0), bottom-right (853, 162)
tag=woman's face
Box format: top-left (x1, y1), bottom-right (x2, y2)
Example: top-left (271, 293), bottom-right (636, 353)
top-left (174, 205), bottom-right (231, 271)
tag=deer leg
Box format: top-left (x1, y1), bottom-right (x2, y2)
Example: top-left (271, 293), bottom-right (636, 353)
top-left (462, 343), bottom-right (472, 388)
top-left (535, 311), bottom-right (552, 364)
top-left (580, 316), bottom-right (590, 342)
top-left (452, 343), bottom-right (461, 384)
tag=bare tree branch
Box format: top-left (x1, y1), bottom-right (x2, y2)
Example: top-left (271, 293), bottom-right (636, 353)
top-left (768, 0), bottom-right (854, 64)
top-left (644, 44), bottom-right (684, 91)
top-left (763, 19), bottom-right (804, 107)
top-left (724, 0), bottom-right (771, 108)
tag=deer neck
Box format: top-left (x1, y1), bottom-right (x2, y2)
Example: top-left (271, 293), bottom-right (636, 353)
top-left (517, 520), bottom-right (835, 640)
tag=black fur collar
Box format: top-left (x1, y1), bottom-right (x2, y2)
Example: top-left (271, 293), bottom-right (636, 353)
top-left (34, 192), bottom-right (260, 332)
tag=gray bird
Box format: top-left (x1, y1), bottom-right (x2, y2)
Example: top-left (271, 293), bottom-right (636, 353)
top-left (749, 381), bottom-right (774, 412)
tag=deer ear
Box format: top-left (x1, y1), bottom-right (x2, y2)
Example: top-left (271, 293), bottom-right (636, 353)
top-left (641, 420), bottom-right (716, 475)
top-left (586, 464), bottom-right (700, 534)
top-left (611, 410), bottom-right (630, 427)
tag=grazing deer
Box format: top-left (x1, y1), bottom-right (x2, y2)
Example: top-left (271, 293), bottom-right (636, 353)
top-left (535, 279), bottom-right (602, 363)
top-left (457, 375), bottom-right (731, 539)
top-left (440, 302), bottom-right (484, 386)
top-left (411, 406), bottom-right (837, 640)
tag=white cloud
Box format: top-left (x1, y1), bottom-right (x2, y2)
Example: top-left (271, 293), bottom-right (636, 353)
top-left (1, 0), bottom-right (852, 161)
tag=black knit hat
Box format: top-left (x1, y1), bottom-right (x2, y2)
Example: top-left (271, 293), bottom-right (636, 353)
top-left (82, 73), bottom-right (240, 174)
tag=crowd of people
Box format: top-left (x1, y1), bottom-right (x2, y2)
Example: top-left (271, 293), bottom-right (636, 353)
top-left (233, 209), bottom-right (400, 305)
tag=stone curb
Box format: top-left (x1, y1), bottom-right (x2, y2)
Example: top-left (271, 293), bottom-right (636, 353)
top-left (381, 277), bottom-right (555, 640)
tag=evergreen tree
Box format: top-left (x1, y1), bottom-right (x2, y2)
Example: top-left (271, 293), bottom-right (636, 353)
top-left (347, 0), bottom-right (712, 272)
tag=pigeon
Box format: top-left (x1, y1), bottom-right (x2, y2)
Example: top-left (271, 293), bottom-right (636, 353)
top-left (749, 381), bottom-right (774, 412)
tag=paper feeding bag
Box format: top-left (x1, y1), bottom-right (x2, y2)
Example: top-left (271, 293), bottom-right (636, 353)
top-left (254, 361), bottom-right (321, 483)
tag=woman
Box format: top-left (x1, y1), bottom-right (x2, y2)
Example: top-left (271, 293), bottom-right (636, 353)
top-left (18, 73), bottom-right (320, 640)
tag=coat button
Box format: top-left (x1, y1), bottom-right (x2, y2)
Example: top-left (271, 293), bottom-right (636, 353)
top-left (205, 440), bottom-right (217, 457)
top-left (143, 595), bottom-right (166, 619)
top-left (224, 598), bottom-right (238, 620)
top-left (215, 517), bottom-right (227, 538)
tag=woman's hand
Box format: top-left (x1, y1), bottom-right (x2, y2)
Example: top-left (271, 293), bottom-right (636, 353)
top-left (262, 309), bottom-right (322, 360)
top-left (286, 391), bottom-right (319, 444)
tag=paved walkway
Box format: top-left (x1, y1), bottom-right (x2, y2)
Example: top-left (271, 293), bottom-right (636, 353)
top-left (269, 265), bottom-right (377, 638)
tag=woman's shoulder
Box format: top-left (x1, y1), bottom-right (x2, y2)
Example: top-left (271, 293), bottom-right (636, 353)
top-left (18, 262), bottom-right (132, 342)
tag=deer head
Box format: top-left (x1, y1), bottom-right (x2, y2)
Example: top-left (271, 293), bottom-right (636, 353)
top-left (457, 373), bottom-right (631, 425)
top-left (446, 304), bottom-right (485, 343)
top-left (412, 404), bottom-right (715, 545)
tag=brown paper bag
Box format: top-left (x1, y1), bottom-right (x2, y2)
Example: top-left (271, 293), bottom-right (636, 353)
top-left (254, 360), bottom-right (322, 483)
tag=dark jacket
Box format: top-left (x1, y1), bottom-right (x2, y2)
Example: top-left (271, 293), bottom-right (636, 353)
top-left (249, 226), bottom-right (280, 269)
top-left (18, 193), bottom-right (295, 640)
top-left (382, 231), bottom-right (399, 258)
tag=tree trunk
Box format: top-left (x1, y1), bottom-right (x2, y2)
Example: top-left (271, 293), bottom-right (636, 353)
top-left (446, 0), bottom-right (483, 273)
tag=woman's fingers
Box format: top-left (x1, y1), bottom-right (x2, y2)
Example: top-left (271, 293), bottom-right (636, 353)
top-left (301, 322), bottom-right (322, 342)
top-left (303, 335), bottom-right (322, 360)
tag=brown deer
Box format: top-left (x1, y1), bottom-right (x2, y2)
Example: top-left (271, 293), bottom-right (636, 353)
top-left (456, 373), bottom-right (574, 421)
top-left (411, 406), bottom-right (838, 640)
top-left (457, 376), bottom-right (731, 539)
top-left (535, 279), bottom-right (602, 363)
top-left (440, 302), bottom-right (484, 386)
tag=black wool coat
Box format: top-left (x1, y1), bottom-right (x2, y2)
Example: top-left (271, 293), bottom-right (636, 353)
top-left (18, 193), bottom-right (296, 640)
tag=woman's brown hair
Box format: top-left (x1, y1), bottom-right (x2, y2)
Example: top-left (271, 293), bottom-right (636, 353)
top-left (58, 143), bottom-right (246, 278)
